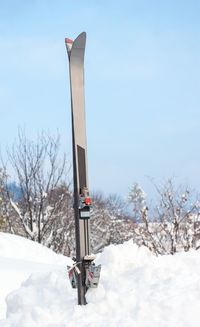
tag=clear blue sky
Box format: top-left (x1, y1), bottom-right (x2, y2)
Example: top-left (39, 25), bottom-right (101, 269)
top-left (0, 0), bottom-right (200, 197)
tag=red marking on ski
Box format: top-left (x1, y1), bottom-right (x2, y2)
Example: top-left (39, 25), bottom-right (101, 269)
top-left (65, 38), bottom-right (73, 44)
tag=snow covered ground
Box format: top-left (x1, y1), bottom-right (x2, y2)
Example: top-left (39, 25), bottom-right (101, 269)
top-left (1, 233), bottom-right (200, 326)
top-left (0, 233), bottom-right (70, 323)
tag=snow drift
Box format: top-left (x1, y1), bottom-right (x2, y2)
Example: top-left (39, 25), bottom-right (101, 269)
top-left (1, 233), bottom-right (200, 326)
top-left (0, 233), bottom-right (70, 321)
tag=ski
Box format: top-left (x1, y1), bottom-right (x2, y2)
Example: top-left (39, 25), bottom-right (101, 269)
top-left (65, 32), bottom-right (101, 305)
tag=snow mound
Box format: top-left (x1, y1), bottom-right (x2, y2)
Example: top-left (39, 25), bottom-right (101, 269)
top-left (0, 233), bottom-right (70, 321)
top-left (1, 240), bottom-right (200, 327)
top-left (0, 233), bottom-right (67, 265)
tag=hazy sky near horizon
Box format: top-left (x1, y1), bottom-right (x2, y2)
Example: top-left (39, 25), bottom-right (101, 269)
top-left (0, 0), bottom-right (200, 197)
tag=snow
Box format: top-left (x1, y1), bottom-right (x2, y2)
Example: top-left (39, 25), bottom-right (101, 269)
top-left (0, 233), bottom-right (71, 321)
top-left (1, 233), bottom-right (200, 326)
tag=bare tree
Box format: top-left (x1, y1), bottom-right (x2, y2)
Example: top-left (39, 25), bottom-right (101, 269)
top-left (6, 130), bottom-right (71, 247)
top-left (42, 183), bottom-right (76, 256)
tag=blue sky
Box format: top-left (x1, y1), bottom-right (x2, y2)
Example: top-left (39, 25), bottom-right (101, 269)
top-left (0, 0), bottom-right (200, 197)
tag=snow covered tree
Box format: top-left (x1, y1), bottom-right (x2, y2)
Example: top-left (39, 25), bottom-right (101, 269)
top-left (0, 168), bottom-right (13, 233)
top-left (0, 169), bottom-right (5, 230)
top-left (128, 183), bottom-right (147, 222)
top-left (90, 192), bottom-right (135, 253)
top-left (152, 180), bottom-right (200, 254)
top-left (129, 180), bottom-right (200, 255)
top-left (5, 131), bottom-right (71, 247)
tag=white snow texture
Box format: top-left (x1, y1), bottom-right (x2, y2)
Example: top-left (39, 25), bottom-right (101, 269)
top-left (1, 233), bottom-right (200, 326)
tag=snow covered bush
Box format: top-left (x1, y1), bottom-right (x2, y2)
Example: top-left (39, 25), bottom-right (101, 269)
top-left (129, 180), bottom-right (200, 255)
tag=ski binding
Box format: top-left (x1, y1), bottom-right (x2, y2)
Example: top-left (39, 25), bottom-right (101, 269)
top-left (67, 264), bottom-right (80, 289)
top-left (67, 256), bottom-right (101, 289)
top-left (85, 262), bottom-right (101, 288)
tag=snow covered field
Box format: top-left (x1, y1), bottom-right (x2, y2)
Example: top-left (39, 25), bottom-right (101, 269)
top-left (1, 233), bottom-right (200, 326)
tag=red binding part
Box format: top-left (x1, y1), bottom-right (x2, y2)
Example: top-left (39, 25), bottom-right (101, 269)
top-left (85, 197), bottom-right (92, 206)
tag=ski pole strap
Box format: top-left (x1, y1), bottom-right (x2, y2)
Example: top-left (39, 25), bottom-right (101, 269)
top-left (67, 261), bottom-right (82, 275)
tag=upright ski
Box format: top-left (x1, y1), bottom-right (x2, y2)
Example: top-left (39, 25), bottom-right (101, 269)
top-left (65, 32), bottom-right (101, 305)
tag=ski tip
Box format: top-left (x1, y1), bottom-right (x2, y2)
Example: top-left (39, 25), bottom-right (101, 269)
top-left (65, 38), bottom-right (73, 44)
